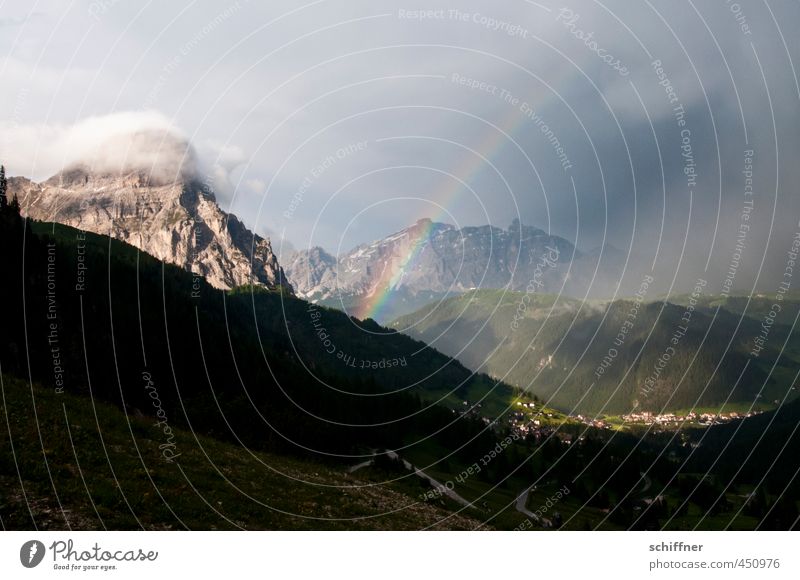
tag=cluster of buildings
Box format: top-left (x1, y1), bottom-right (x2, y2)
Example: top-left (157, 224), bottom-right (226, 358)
top-left (505, 404), bottom-right (567, 441)
top-left (621, 410), bottom-right (759, 426)
top-left (574, 414), bottom-right (609, 429)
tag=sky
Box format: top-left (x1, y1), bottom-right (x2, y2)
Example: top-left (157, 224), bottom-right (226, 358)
top-left (1, 0), bottom-right (799, 296)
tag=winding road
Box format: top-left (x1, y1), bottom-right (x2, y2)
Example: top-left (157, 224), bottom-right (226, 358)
top-left (515, 486), bottom-right (552, 527)
top-left (348, 451), bottom-right (474, 508)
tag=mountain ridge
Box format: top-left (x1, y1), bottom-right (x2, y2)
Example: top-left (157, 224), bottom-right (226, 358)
top-left (390, 289), bottom-right (800, 414)
top-left (286, 218), bottom-right (626, 322)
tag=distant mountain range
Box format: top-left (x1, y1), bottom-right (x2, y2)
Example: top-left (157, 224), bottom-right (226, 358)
top-left (286, 218), bottom-right (628, 322)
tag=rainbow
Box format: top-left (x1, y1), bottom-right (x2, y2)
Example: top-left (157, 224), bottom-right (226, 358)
top-left (353, 217), bottom-right (438, 321)
top-left (355, 104), bottom-right (526, 322)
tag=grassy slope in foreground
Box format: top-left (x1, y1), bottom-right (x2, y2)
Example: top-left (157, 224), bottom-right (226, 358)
top-left (0, 374), bottom-right (483, 530)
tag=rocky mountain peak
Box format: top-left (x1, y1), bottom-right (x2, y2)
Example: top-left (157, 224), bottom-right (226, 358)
top-left (8, 132), bottom-right (291, 292)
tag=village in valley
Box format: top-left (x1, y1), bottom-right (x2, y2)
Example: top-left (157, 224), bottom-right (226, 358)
top-left (616, 409), bottom-right (762, 427)
top-left (456, 392), bottom-right (768, 443)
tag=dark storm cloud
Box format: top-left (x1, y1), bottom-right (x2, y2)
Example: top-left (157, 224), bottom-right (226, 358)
top-left (1, 0), bottom-right (798, 295)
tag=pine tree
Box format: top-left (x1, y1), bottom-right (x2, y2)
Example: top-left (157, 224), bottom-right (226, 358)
top-left (0, 164), bottom-right (7, 210)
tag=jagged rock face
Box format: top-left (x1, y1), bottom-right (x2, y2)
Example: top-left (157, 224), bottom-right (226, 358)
top-left (9, 168), bottom-right (292, 292)
top-left (286, 218), bottom-right (603, 304)
top-left (285, 246), bottom-right (338, 299)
